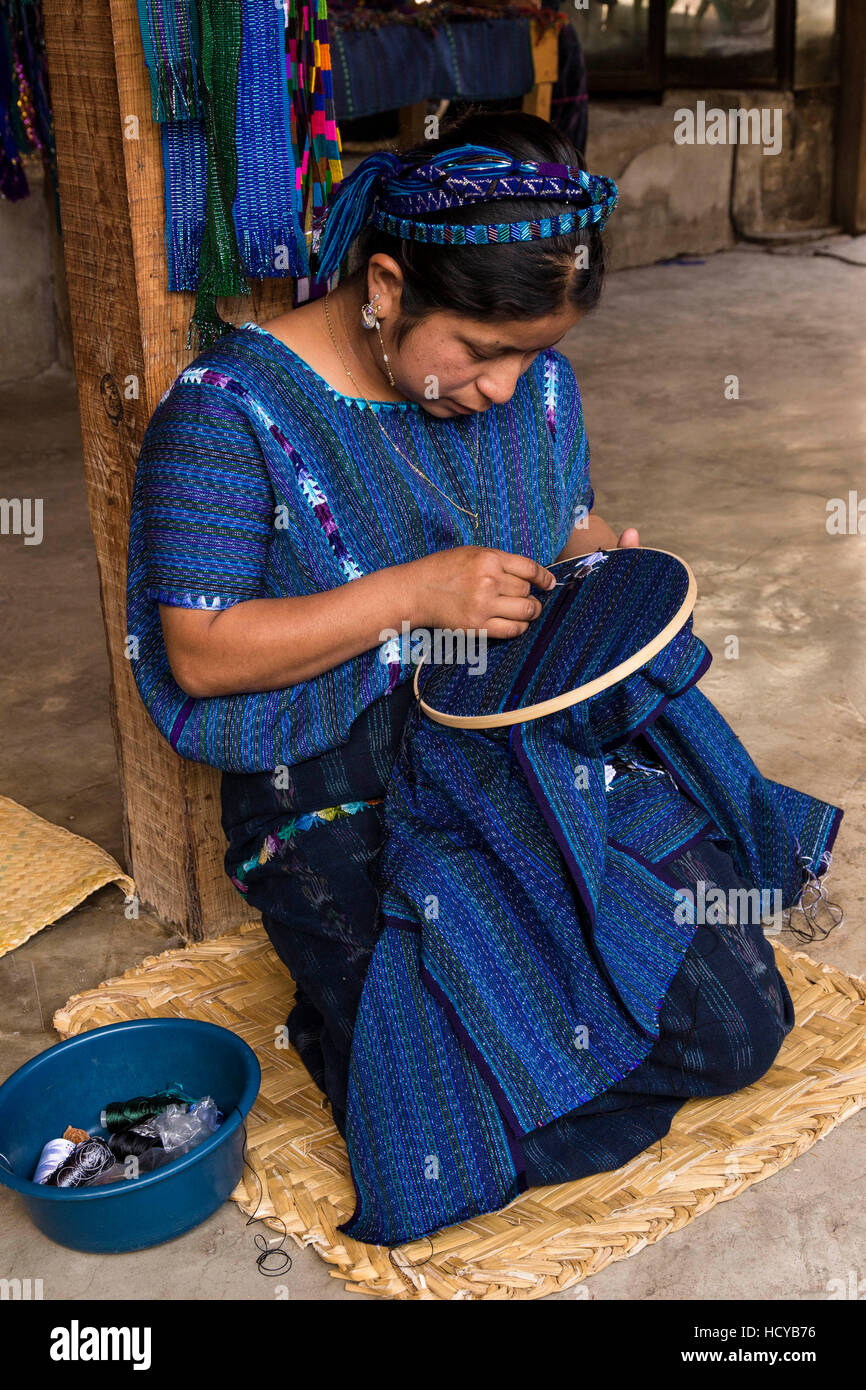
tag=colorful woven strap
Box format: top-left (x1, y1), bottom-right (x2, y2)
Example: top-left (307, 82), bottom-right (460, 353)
top-left (314, 142), bottom-right (618, 278)
top-left (377, 149), bottom-right (615, 216)
top-left (373, 207), bottom-right (604, 246)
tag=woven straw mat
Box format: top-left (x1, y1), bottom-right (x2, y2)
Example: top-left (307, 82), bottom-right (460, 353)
top-left (0, 795), bottom-right (134, 959)
top-left (54, 921), bottom-right (866, 1300)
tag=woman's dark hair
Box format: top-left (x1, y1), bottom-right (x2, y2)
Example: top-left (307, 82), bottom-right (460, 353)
top-left (349, 109), bottom-right (608, 343)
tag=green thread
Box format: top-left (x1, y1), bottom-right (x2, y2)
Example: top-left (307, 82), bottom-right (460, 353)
top-left (103, 1084), bottom-right (195, 1134)
top-left (191, 0), bottom-right (249, 349)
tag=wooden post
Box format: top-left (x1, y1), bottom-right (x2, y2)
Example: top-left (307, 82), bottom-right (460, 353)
top-left (41, 0), bottom-right (289, 936)
top-left (522, 20), bottom-right (560, 125)
top-left (835, 0), bottom-right (866, 233)
top-left (398, 101), bottom-right (429, 146)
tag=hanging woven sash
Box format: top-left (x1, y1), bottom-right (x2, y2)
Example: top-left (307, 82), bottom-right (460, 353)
top-left (232, 0), bottom-right (307, 282)
top-left (190, 0), bottom-right (248, 348)
top-left (134, 0), bottom-right (316, 332)
top-left (340, 548), bottom-right (843, 1245)
top-left (161, 120), bottom-right (207, 292)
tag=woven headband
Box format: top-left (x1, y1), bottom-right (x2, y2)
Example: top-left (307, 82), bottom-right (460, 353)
top-left (313, 143), bottom-right (618, 278)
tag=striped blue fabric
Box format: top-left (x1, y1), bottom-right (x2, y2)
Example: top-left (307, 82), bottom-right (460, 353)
top-left (329, 15), bottom-right (536, 122)
top-left (232, 0), bottom-right (307, 281)
top-left (139, 0), bottom-right (308, 295)
top-left (161, 121), bottom-right (207, 292)
top-left (340, 550), bottom-right (843, 1245)
top-left (606, 765), bottom-right (713, 861)
top-left (127, 323), bottom-right (592, 771)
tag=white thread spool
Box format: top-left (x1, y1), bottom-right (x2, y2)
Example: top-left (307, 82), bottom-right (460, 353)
top-left (33, 1137), bottom-right (75, 1184)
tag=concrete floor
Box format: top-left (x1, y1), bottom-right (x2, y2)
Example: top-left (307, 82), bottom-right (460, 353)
top-left (1, 244), bottom-right (864, 1301)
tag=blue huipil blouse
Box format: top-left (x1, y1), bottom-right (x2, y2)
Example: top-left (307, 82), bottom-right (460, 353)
top-left (126, 321), bottom-right (594, 772)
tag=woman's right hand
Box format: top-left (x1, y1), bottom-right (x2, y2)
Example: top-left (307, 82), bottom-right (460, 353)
top-left (406, 546), bottom-right (555, 639)
top-left (159, 548), bottom-right (556, 699)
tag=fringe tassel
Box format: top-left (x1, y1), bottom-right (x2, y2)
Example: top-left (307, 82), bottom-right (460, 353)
top-left (236, 225), bottom-right (308, 281)
top-left (136, 0), bottom-right (203, 122)
top-left (152, 55), bottom-right (202, 123)
top-left (167, 220), bottom-right (206, 293)
top-left (186, 296), bottom-right (236, 352)
top-left (783, 848), bottom-right (844, 944)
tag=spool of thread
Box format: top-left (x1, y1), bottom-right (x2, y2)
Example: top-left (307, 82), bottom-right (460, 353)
top-left (33, 1137), bottom-right (75, 1184)
top-left (45, 1136), bottom-right (116, 1188)
top-left (100, 1085), bottom-right (192, 1134)
top-left (108, 1127), bottom-right (164, 1161)
top-left (62, 1126), bottom-right (90, 1144)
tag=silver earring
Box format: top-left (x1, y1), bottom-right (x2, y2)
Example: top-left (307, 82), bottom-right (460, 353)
top-left (362, 293), bottom-right (396, 387)
top-left (361, 294), bottom-right (381, 330)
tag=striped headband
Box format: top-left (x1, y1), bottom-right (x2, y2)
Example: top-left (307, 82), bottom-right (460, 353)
top-left (313, 143), bottom-right (618, 279)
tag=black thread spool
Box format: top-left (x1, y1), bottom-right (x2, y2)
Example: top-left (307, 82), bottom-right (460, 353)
top-left (45, 1137), bottom-right (116, 1188)
top-left (108, 1127), bottom-right (165, 1161)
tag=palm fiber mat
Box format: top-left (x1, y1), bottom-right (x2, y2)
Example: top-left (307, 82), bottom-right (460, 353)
top-left (0, 795), bottom-right (134, 960)
top-left (54, 922), bottom-right (866, 1300)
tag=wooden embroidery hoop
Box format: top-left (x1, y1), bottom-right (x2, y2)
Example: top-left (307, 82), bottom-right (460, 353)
top-left (413, 547), bottom-right (697, 731)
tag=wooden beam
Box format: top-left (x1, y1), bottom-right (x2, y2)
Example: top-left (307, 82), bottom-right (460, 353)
top-left (835, 0), bottom-right (866, 233)
top-left (522, 20), bottom-right (559, 125)
top-left (398, 100), bottom-right (429, 147)
top-left (41, 0), bottom-right (288, 936)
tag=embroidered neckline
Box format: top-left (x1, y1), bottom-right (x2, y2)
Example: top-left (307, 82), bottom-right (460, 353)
top-left (239, 321), bottom-right (421, 412)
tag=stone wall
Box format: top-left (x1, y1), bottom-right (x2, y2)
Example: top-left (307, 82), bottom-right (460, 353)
top-left (589, 89), bottom-right (837, 270)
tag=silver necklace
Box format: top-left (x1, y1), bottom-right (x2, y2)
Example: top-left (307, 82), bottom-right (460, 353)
top-left (324, 293), bottom-right (480, 532)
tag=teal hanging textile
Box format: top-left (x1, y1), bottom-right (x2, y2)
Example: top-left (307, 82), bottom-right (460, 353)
top-left (134, 0), bottom-right (311, 343)
top-left (135, 0), bottom-right (202, 122)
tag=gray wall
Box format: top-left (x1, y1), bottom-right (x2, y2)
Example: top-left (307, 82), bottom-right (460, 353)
top-left (0, 157), bottom-right (72, 387)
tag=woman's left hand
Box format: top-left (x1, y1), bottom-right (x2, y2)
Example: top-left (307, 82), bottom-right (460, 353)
top-left (618, 527), bottom-right (640, 548)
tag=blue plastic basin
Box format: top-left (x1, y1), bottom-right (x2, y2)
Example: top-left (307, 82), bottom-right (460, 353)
top-left (0, 1018), bottom-right (261, 1253)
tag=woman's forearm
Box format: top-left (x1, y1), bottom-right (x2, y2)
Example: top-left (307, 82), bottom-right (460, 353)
top-left (160, 561), bottom-right (420, 698)
top-left (556, 510), bottom-right (620, 559)
top-left (159, 532), bottom-right (583, 700)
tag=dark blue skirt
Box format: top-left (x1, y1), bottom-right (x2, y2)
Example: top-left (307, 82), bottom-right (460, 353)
top-left (222, 702), bottom-right (795, 1177)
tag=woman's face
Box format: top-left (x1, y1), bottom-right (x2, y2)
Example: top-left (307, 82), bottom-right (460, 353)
top-left (366, 254), bottom-right (583, 418)
top-left (389, 305), bottom-right (584, 419)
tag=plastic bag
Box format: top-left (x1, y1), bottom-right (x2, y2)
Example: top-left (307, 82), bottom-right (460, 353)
top-left (154, 1097), bottom-right (220, 1154)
